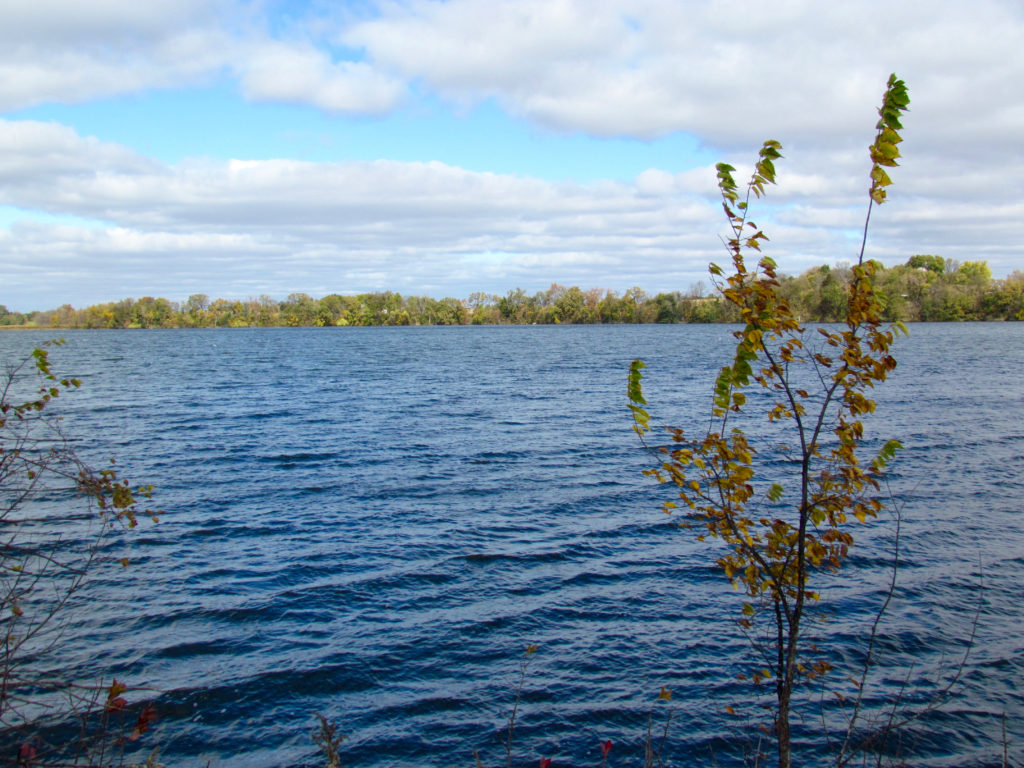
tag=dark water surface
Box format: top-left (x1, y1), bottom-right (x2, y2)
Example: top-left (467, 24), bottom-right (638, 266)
top-left (1, 324), bottom-right (1022, 767)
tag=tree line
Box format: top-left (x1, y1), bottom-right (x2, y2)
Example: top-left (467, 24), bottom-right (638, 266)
top-left (3, 255), bottom-right (1022, 329)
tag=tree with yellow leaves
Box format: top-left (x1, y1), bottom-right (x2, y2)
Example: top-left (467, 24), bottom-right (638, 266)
top-left (628, 74), bottom-right (910, 768)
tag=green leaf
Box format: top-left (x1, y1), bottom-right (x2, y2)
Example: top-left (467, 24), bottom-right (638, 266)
top-left (714, 366), bottom-right (733, 409)
top-left (877, 142), bottom-right (900, 161)
top-left (628, 404), bottom-right (651, 435)
top-left (627, 359), bottom-right (647, 404)
top-left (871, 439), bottom-right (903, 471)
top-left (628, 360), bottom-right (651, 435)
top-left (880, 126), bottom-right (901, 145)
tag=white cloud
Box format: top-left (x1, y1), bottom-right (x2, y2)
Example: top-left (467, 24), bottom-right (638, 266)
top-left (0, 1), bottom-right (231, 109)
top-left (2, 115), bottom-right (1020, 312)
top-left (0, 0), bottom-right (402, 114)
top-left (343, 0), bottom-right (1024, 150)
top-left (0, 1), bottom-right (1022, 308)
top-left (0, 33), bottom-right (231, 111)
top-left (3, 0), bottom-right (1023, 154)
top-left (0, 120), bottom-right (159, 181)
top-left (0, 119), bottom-right (726, 307)
top-left (344, 0), bottom-right (629, 93)
top-left (0, 0), bottom-right (219, 44)
top-left (237, 41), bottom-right (406, 113)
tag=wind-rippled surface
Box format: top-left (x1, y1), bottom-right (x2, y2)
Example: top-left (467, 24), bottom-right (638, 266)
top-left (1, 324), bottom-right (1022, 767)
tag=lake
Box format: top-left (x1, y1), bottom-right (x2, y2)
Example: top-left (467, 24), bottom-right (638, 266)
top-left (1, 323), bottom-right (1022, 767)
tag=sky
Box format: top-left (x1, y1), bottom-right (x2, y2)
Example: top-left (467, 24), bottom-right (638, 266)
top-left (1, 0), bottom-right (1023, 312)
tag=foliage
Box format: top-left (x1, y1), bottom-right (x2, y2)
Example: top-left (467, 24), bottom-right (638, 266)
top-left (906, 254), bottom-right (945, 274)
top-left (312, 713), bottom-right (345, 768)
top-left (9, 257), bottom-right (1020, 331)
top-left (0, 340), bottom-right (159, 765)
top-left (628, 74), bottom-right (910, 767)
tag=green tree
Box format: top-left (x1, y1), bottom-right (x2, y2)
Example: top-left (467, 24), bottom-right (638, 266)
top-left (435, 297), bottom-right (468, 325)
top-left (282, 292), bottom-right (319, 326)
top-left (553, 286), bottom-right (587, 323)
top-left (628, 74), bottom-right (910, 768)
top-left (907, 254), bottom-right (945, 274)
top-left (108, 298), bottom-right (134, 328)
top-left (498, 288), bottom-right (530, 323)
top-left (983, 270), bottom-right (1024, 320)
top-left (131, 296), bottom-right (175, 328)
top-left (316, 294), bottom-right (352, 326)
top-left (687, 295), bottom-right (732, 323)
top-left (250, 295), bottom-right (279, 326)
top-left (466, 292), bottom-right (500, 325)
top-left (0, 306), bottom-right (26, 327)
top-left (876, 263), bottom-right (928, 321)
top-left (816, 269), bottom-right (847, 320)
top-left (184, 293), bottom-right (211, 327)
top-left (954, 260), bottom-right (992, 287)
top-left (597, 290), bottom-right (625, 323)
top-left (622, 286), bottom-right (651, 323)
top-left (653, 292), bottom-right (685, 323)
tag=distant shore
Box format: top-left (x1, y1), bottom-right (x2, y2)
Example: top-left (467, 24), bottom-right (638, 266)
top-left (4, 257), bottom-right (1023, 328)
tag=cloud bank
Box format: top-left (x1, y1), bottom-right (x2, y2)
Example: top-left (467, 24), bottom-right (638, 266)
top-left (0, 0), bottom-right (1022, 310)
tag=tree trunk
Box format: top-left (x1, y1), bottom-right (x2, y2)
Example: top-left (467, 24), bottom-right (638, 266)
top-left (777, 684), bottom-right (792, 768)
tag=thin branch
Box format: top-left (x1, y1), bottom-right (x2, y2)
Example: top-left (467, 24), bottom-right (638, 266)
top-left (838, 496), bottom-right (902, 767)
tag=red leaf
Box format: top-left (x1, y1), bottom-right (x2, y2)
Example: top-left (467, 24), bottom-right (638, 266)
top-left (105, 696), bottom-right (128, 713)
top-left (129, 703), bottom-right (157, 740)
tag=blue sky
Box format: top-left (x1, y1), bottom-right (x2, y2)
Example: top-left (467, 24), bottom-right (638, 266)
top-left (9, 87), bottom-right (712, 180)
top-left (2, 0), bottom-right (1023, 311)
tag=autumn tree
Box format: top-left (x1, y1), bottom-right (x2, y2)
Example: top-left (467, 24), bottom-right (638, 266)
top-left (0, 341), bottom-right (159, 764)
top-left (497, 288), bottom-right (531, 323)
top-left (183, 293), bottom-right (211, 327)
top-left (628, 74), bottom-right (910, 767)
top-left (554, 286), bottom-right (588, 323)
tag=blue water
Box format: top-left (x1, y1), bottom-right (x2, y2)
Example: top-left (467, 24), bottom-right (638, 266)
top-left (1, 324), bottom-right (1022, 767)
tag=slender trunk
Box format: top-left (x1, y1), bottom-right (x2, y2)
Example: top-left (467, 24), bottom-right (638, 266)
top-left (777, 623), bottom-right (801, 768)
top-left (777, 685), bottom-right (792, 768)
top-left (774, 597), bottom-right (794, 768)
top-left (776, 616), bottom-right (795, 768)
